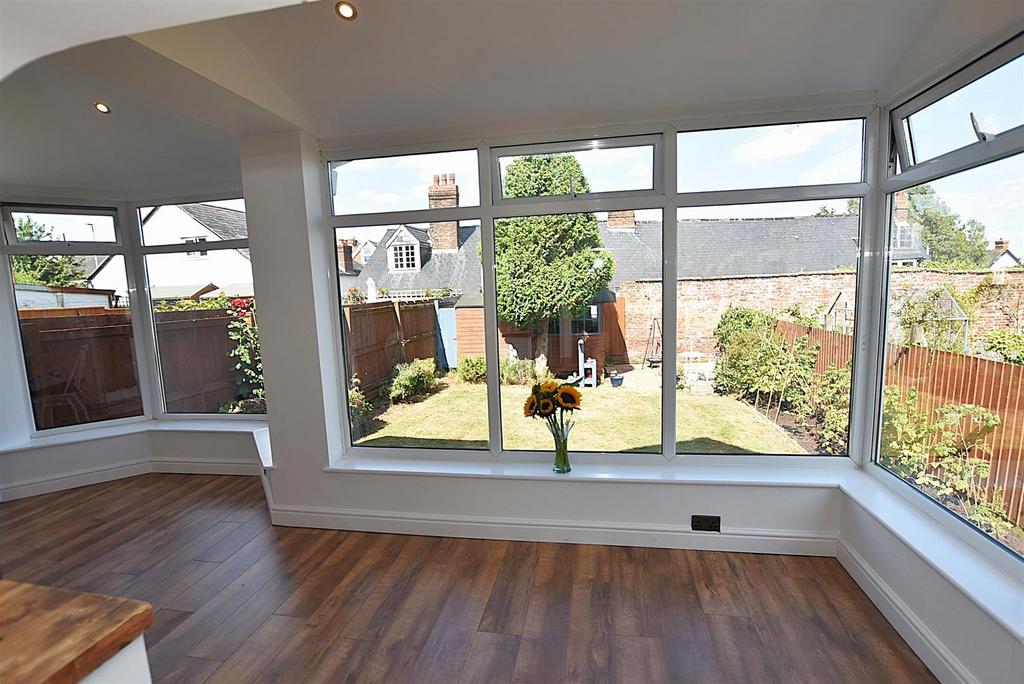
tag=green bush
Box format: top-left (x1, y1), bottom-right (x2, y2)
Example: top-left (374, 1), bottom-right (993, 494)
top-left (348, 375), bottom-right (372, 436)
top-left (879, 386), bottom-right (1008, 533)
top-left (714, 306), bottom-right (774, 352)
top-left (456, 356), bottom-right (487, 383)
top-left (813, 364), bottom-right (851, 454)
top-left (499, 358), bottom-right (536, 385)
top-left (389, 358), bottom-right (438, 403)
top-left (984, 329), bottom-right (1024, 365)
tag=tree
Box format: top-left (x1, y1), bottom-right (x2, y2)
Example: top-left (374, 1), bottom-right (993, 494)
top-left (814, 205), bottom-right (837, 217)
top-left (494, 155), bottom-right (614, 373)
top-left (10, 217), bottom-right (86, 286)
top-left (906, 185), bottom-right (989, 268)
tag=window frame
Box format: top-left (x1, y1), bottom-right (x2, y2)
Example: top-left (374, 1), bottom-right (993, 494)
top-left (388, 242), bottom-right (419, 272)
top-left (871, 40), bottom-right (1024, 563)
top-left (1, 203), bottom-right (123, 248)
top-left (890, 33), bottom-right (1024, 173)
top-left (490, 134), bottom-right (663, 206)
top-left (135, 199), bottom-right (259, 421)
top-left (675, 117), bottom-right (868, 193)
top-left (0, 201), bottom-right (154, 436)
top-left (324, 112), bottom-right (875, 464)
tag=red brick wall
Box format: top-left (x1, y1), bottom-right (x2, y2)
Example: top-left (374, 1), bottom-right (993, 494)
top-left (620, 270), bottom-right (1024, 361)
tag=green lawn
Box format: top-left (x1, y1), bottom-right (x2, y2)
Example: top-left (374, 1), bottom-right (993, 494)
top-left (356, 378), bottom-right (806, 455)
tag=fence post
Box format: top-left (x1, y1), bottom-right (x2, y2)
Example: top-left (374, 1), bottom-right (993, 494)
top-left (393, 300), bottom-right (407, 364)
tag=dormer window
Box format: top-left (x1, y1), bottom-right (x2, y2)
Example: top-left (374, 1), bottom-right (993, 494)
top-left (390, 243), bottom-right (418, 271)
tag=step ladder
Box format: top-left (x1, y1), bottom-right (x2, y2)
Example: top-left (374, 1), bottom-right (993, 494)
top-left (643, 319), bottom-right (663, 369)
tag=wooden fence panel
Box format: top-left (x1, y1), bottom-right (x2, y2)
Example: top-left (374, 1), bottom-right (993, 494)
top-left (776, 319), bottom-right (1024, 527)
top-left (342, 300), bottom-right (440, 394)
top-left (16, 312), bottom-right (144, 429)
top-left (153, 310), bottom-right (238, 413)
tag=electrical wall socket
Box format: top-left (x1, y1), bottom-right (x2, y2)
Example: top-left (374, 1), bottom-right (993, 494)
top-left (691, 514), bottom-right (721, 532)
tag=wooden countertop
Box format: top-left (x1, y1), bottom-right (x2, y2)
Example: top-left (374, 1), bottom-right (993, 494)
top-left (0, 579), bottom-right (153, 683)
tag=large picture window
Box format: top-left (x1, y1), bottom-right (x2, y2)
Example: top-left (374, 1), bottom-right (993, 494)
top-left (335, 219), bottom-right (487, 449)
top-left (878, 154), bottom-right (1024, 556)
top-left (675, 199), bottom-right (862, 456)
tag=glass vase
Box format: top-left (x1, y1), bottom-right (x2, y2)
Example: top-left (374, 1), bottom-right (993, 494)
top-left (550, 427), bottom-right (571, 474)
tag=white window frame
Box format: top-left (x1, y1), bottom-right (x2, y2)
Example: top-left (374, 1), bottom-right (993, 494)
top-left (323, 110), bottom-right (874, 466)
top-left (870, 40), bottom-right (1024, 564)
top-left (133, 197), bottom-right (257, 421)
top-left (890, 32), bottom-right (1024, 173)
top-left (0, 201), bottom-right (153, 436)
top-left (1, 203), bottom-right (123, 248)
top-left (490, 134), bottom-right (663, 205)
top-left (328, 147), bottom-right (482, 218)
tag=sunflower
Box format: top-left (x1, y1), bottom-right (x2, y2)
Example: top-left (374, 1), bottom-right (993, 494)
top-left (540, 379), bottom-right (560, 395)
top-left (555, 384), bottom-right (582, 410)
top-left (538, 397), bottom-right (556, 416)
top-left (523, 395), bottom-right (538, 417)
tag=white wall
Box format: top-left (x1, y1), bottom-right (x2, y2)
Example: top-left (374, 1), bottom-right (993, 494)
top-left (13, 284), bottom-right (111, 309)
top-left (0, 426), bottom-right (263, 502)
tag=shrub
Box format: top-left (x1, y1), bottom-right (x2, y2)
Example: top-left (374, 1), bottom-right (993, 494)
top-left (343, 287), bottom-right (366, 304)
top-left (984, 329), bottom-right (1024, 365)
top-left (219, 397), bottom-right (267, 414)
top-left (348, 375), bottom-right (372, 436)
top-left (713, 306), bottom-right (774, 352)
top-left (389, 358), bottom-right (438, 402)
top-left (227, 298), bottom-right (264, 400)
top-left (499, 358), bottom-right (536, 385)
top-left (879, 386), bottom-right (1008, 533)
top-left (456, 356), bottom-right (487, 383)
top-left (813, 364), bottom-right (851, 454)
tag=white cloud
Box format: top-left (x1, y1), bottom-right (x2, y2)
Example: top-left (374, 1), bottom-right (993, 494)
top-left (356, 189), bottom-right (403, 205)
top-left (734, 121), bottom-right (848, 166)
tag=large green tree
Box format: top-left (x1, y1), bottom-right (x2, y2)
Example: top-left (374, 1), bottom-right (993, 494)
top-left (906, 185), bottom-right (989, 268)
top-left (10, 217), bottom-right (86, 286)
top-left (494, 155), bottom-right (614, 372)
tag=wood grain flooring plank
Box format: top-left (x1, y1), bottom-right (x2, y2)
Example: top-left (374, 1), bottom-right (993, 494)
top-left (478, 540), bottom-right (541, 635)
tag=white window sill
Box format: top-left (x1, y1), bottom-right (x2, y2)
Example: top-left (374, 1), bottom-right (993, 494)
top-left (0, 418), bottom-right (269, 456)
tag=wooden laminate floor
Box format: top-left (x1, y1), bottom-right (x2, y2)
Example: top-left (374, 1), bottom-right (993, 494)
top-left (0, 474), bottom-right (936, 683)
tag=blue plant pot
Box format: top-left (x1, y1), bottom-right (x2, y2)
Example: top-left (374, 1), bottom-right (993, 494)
top-left (610, 375), bottom-right (623, 388)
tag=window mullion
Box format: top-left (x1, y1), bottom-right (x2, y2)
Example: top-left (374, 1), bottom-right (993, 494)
top-left (478, 141), bottom-right (503, 458)
top-left (121, 203), bottom-right (162, 420)
top-left (661, 126), bottom-right (678, 462)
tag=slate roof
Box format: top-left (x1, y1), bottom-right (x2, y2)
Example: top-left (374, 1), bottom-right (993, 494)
top-left (341, 215), bottom-right (924, 299)
top-left (343, 224), bottom-right (483, 294)
top-left (177, 203), bottom-right (250, 260)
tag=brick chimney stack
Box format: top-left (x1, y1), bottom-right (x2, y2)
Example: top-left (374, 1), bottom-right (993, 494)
top-left (336, 238), bottom-right (356, 273)
top-left (428, 173), bottom-right (459, 251)
top-left (608, 210), bottom-right (636, 230)
top-left (994, 238), bottom-right (1010, 253)
top-left (894, 191), bottom-right (910, 226)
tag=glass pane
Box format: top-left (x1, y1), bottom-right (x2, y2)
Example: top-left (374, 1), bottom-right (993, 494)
top-left (10, 254), bottom-right (142, 429)
top-left (676, 199), bottom-right (862, 456)
top-left (497, 143), bottom-right (654, 199)
top-left (330, 150), bottom-right (480, 215)
top-left (144, 252), bottom-right (263, 414)
top-left (335, 220), bottom-right (487, 448)
top-left (140, 200), bottom-right (247, 246)
top-left (677, 120), bottom-right (863, 192)
top-left (10, 210), bottom-right (116, 243)
top-left (493, 206), bottom-right (662, 454)
top-left (878, 154), bottom-right (1024, 556)
top-left (907, 56), bottom-right (1023, 163)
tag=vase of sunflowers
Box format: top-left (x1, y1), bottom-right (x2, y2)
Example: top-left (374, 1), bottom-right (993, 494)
top-left (523, 379), bottom-right (583, 473)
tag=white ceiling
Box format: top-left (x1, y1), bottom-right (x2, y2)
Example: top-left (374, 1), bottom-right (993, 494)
top-left (1, 0), bottom-right (1021, 199)
top-left (0, 0), bottom-right (302, 81)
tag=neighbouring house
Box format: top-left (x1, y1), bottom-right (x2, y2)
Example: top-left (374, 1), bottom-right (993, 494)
top-left (988, 238), bottom-right (1021, 270)
top-left (336, 174), bottom-right (928, 372)
top-left (89, 203), bottom-right (254, 301)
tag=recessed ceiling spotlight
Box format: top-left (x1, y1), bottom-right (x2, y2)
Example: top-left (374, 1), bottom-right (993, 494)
top-left (94, 101), bottom-right (111, 114)
top-left (335, 1), bottom-right (357, 20)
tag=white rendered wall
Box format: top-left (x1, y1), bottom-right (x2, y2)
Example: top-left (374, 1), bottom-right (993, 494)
top-left (239, 130), bottom-right (343, 497)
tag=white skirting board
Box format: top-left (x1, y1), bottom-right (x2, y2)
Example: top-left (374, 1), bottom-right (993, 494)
top-left (269, 503), bottom-right (837, 555)
top-left (837, 539), bottom-right (973, 684)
